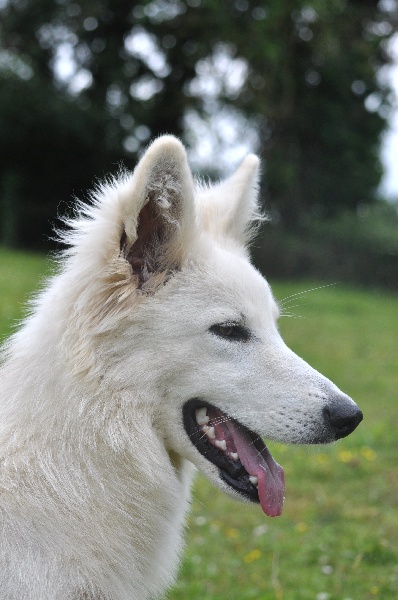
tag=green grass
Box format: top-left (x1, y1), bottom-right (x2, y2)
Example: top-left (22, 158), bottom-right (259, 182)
top-left (1, 251), bottom-right (397, 599)
top-left (0, 249), bottom-right (54, 341)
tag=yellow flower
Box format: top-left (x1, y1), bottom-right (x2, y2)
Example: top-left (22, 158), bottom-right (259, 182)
top-left (244, 549), bottom-right (262, 563)
top-left (338, 450), bottom-right (354, 463)
top-left (316, 454), bottom-right (329, 464)
top-left (370, 586), bottom-right (379, 595)
top-left (226, 528), bottom-right (239, 539)
top-left (295, 522), bottom-right (308, 533)
top-left (360, 446), bottom-right (376, 461)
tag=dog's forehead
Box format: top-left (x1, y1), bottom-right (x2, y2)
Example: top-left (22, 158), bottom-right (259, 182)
top-left (212, 257), bottom-right (277, 319)
top-left (172, 242), bottom-right (277, 319)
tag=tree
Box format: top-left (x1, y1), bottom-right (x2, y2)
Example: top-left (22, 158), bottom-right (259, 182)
top-left (144, 0), bottom-right (393, 226)
top-left (0, 0), bottom-right (395, 248)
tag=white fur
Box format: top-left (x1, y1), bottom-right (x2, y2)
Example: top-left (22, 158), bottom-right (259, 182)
top-left (0, 136), bottom-right (360, 599)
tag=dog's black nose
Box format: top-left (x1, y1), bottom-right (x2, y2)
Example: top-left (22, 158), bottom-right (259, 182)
top-left (323, 397), bottom-right (363, 440)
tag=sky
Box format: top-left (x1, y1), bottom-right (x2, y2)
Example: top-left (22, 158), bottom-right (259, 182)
top-left (381, 110), bottom-right (398, 199)
top-left (380, 34), bottom-right (398, 199)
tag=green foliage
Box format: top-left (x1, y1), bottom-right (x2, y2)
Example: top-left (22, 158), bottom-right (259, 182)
top-left (0, 0), bottom-right (395, 250)
top-left (1, 253), bottom-right (397, 599)
top-left (254, 199), bottom-right (398, 289)
top-left (0, 76), bottom-right (121, 248)
top-left (215, 0), bottom-right (390, 224)
top-left (308, 200), bottom-right (398, 253)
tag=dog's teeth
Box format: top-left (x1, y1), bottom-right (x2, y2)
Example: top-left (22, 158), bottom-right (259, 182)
top-left (230, 452), bottom-right (239, 461)
top-left (195, 407), bottom-right (209, 426)
top-left (215, 439), bottom-right (227, 452)
top-left (249, 476), bottom-right (258, 486)
top-left (202, 425), bottom-right (216, 439)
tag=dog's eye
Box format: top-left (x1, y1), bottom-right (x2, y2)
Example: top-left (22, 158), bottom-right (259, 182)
top-left (209, 323), bottom-right (250, 342)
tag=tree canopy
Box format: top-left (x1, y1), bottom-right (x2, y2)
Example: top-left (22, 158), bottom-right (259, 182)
top-left (0, 0), bottom-right (396, 248)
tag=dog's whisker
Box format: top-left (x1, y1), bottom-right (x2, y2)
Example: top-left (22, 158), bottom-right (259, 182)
top-left (278, 283), bottom-right (338, 306)
top-left (277, 302), bottom-right (302, 310)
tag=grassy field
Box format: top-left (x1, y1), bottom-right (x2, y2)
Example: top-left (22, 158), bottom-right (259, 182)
top-left (0, 250), bottom-right (397, 600)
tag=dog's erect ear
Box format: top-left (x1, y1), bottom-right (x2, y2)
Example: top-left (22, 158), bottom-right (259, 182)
top-left (121, 136), bottom-right (195, 290)
top-left (200, 154), bottom-right (262, 246)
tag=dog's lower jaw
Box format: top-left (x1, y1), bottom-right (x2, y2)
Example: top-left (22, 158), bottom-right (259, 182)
top-left (182, 399), bottom-right (285, 517)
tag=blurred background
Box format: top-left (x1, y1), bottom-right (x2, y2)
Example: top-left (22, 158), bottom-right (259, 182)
top-left (0, 0), bottom-right (398, 287)
top-left (1, 4), bottom-right (398, 599)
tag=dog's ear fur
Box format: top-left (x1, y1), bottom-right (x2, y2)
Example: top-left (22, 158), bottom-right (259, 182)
top-left (121, 136), bottom-right (196, 290)
top-left (199, 154), bottom-right (262, 246)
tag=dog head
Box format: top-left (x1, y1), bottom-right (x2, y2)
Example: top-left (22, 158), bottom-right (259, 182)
top-left (64, 136), bottom-right (362, 517)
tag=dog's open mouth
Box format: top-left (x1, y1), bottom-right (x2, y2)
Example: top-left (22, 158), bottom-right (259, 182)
top-left (183, 399), bottom-right (285, 517)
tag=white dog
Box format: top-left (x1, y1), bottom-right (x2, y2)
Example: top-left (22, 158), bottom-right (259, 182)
top-left (0, 136), bottom-right (362, 599)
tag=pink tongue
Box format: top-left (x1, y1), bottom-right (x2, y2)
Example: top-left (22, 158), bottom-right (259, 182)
top-left (228, 423), bottom-right (285, 517)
